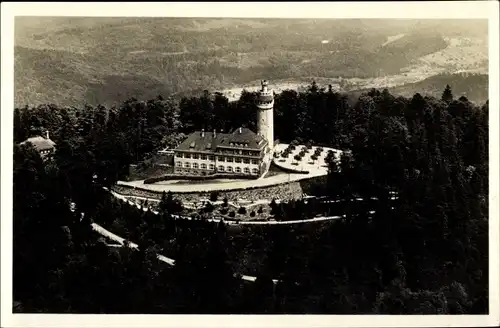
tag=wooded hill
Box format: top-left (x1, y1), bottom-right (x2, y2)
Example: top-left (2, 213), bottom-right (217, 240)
top-left (13, 84), bottom-right (488, 313)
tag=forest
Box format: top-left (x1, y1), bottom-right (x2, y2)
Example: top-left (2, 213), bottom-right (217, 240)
top-left (13, 83), bottom-right (489, 313)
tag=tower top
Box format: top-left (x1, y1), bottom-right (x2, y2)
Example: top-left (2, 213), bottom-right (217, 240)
top-left (261, 80), bottom-right (269, 91)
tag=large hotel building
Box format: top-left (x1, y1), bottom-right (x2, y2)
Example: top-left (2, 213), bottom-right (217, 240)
top-left (173, 80), bottom-right (275, 177)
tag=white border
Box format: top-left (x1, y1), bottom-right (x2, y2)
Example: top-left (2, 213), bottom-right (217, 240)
top-left (1, 2), bottom-right (499, 328)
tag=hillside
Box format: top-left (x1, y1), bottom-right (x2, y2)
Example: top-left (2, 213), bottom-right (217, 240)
top-left (351, 73), bottom-right (488, 105)
top-left (388, 73), bottom-right (488, 104)
top-left (14, 17), bottom-right (488, 107)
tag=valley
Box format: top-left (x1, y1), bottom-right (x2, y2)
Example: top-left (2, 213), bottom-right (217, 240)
top-left (14, 18), bottom-right (488, 108)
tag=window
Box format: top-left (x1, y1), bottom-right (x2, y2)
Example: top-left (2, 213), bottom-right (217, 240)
top-left (193, 163), bottom-right (198, 169)
top-left (235, 167), bottom-right (241, 173)
top-left (209, 155), bottom-right (215, 161)
top-left (227, 166), bottom-right (233, 172)
top-left (235, 158), bottom-right (242, 163)
top-left (193, 154), bottom-right (199, 159)
top-left (251, 159), bottom-right (258, 165)
top-left (244, 158), bottom-right (250, 164)
top-left (218, 165), bottom-right (225, 172)
top-left (184, 162), bottom-right (190, 168)
top-left (218, 156), bottom-right (225, 162)
top-left (176, 161), bottom-right (182, 167)
top-left (244, 167), bottom-right (250, 174)
top-left (201, 154), bottom-right (207, 160)
top-left (227, 157), bottom-right (234, 163)
top-left (252, 168), bottom-right (259, 175)
top-left (176, 153), bottom-right (182, 158)
top-left (185, 153), bottom-right (191, 159)
top-left (201, 163), bottom-right (207, 169)
top-left (209, 164), bottom-right (215, 170)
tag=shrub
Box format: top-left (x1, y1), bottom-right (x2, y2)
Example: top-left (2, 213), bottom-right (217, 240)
top-left (209, 191), bottom-right (219, 202)
top-left (257, 206), bottom-right (264, 214)
top-left (229, 211), bottom-right (236, 218)
top-left (250, 211), bottom-right (256, 217)
top-left (204, 202), bottom-right (214, 213)
top-left (294, 155), bottom-right (301, 162)
top-left (220, 208), bottom-right (228, 215)
top-left (223, 197), bottom-right (229, 207)
top-left (238, 206), bottom-right (247, 215)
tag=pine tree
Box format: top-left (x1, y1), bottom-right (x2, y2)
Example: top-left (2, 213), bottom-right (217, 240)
top-left (442, 84), bottom-right (453, 103)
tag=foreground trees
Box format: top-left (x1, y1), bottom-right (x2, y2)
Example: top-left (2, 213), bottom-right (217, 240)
top-left (13, 84), bottom-right (488, 313)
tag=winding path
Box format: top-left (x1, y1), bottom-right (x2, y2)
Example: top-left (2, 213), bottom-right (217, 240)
top-left (91, 187), bottom-right (397, 285)
top-left (91, 222), bottom-right (276, 283)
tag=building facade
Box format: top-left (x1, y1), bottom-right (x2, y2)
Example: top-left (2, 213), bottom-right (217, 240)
top-left (20, 131), bottom-right (56, 160)
top-left (173, 80), bottom-right (275, 177)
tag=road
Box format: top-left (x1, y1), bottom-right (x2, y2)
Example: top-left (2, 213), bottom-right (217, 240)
top-left (118, 170), bottom-right (327, 193)
top-left (91, 222), bottom-right (276, 283)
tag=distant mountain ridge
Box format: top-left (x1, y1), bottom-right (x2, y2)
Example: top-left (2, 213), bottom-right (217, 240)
top-left (14, 17), bottom-right (488, 108)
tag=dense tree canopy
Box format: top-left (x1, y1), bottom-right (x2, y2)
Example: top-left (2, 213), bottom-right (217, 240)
top-left (13, 83), bottom-right (488, 313)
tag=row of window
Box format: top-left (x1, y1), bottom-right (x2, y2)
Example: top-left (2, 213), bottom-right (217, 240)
top-left (220, 157), bottom-right (257, 164)
top-left (176, 153), bottom-right (215, 160)
top-left (219, 149), bottom-right (259, 156)
top-left (175, 161), bottom-right (259, 174)
top-left (176, 150), bottom-right (260, 158)
top-left (177, 162), bottom-right (214, 170)
top-left (217, 166), bottom-right (258, 174)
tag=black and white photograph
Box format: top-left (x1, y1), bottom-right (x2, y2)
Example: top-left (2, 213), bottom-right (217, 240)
top-left (1, 2), bottom-right (499, 327)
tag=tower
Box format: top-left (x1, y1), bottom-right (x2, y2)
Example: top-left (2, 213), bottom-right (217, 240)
top-left (256, 80), bottom-right (274, 149)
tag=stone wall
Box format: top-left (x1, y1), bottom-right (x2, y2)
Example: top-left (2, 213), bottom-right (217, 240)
top-left (112, 180), bottom-right (304, 203)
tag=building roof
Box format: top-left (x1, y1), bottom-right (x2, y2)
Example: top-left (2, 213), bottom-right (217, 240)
top-left (219, 127), bottom-right (266, 149)
top-left (20, 136), bottom-right (56, 151)
top-left (175, 131), bottom-right (221, 152)
top-left (175, 127), bottom-right (267, 152)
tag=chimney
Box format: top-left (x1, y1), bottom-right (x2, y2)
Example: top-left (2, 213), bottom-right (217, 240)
top-left (45, 130), bottom-right (50, 139)
top-left (213, 129), bottom-right (216, 138)
top-left (201, 129), bottom-right (205, 137)
top-left (239, 127), bottom-right (242, 134)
